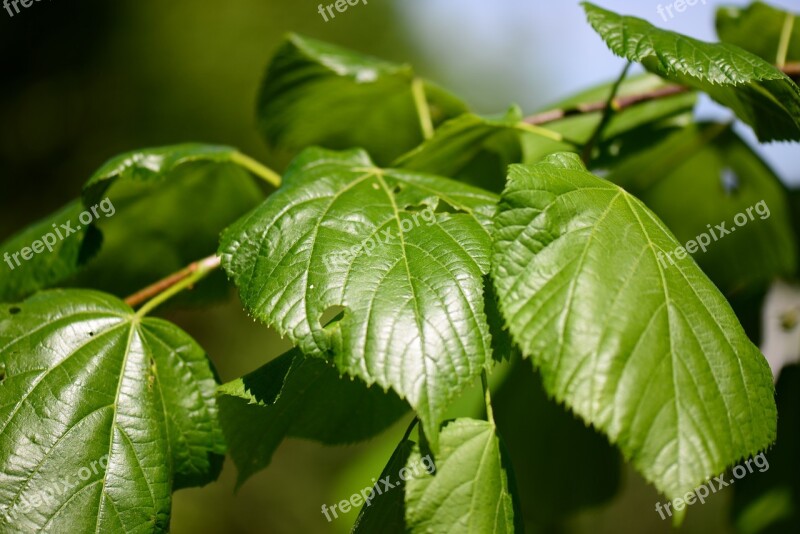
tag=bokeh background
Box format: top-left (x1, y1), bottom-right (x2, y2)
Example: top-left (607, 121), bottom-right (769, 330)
top-left (1, 1), bottom-right (798, 532)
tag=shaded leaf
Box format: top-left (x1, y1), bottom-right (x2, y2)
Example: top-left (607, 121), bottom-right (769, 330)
top-left (394, 107), bottom-right (525, 191)
top-left (733, 364), bottom-right (800, 534)
top-left (493, 358), bottom-right (620, 528)
top-left (257, 34), bottom-right (467, 167)
top-left (76, 144), bottom-right (264, 298)
top-left (0, 290), bottom-right (225, 532)
top-left (217, 347), bottom-right (408, 486)
top-left (492, 152), bottom-right (777, 500)
top-left (0, 201), bottom-right (101, 302)
top-left (717, 2), bottom-right (800, 64)
top-left (351, 439), bottom-right (414, 534)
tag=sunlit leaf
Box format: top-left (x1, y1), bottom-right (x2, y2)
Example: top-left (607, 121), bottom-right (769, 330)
top-left (0, 290), bottom-right (225, 532)
top-left (492, 152), bottom-right (777, 500)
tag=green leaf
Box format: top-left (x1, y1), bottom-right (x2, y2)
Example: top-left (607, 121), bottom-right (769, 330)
top-left (219, 147), bottom-right (497, 449)
top-left (351, 439), bottom-right (414, 534)
top-left (583, 2), bottom-right (800, 142)
top-left (257, 34), bottom-right (467, 167)
top-left (405, 418), bottom-right (516, 533)
top-left (608, 122), bottom-right (797, 294)
top-left (81, 143), bottom-right (263, 205)
top-left (492, 152), bottom-right (777, 501)
top-left (0, 201), bottom-right (101, 302)
top-left (393, 107), bottom-right (527, 191)
top-left (493, 359), bottom-right (620, 527)
top-left (217, 347), bottom-right (408, 486)
top-left (0, 290), bottom-right (225, 532)
top-left (717, 2), bottom-right (800, 64)
top-left (76, 144), bottom-right (264, 298)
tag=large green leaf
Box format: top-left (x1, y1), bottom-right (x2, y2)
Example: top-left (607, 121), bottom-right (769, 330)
top-left (219, 147), bottom-right (497, 448)
top-left (0, 201), bottom-right (101, 302)
top-left (257, 34), bottom-right (467, 167)
top-left (583, 2), bottom-right (800, 142)
top-left (717, 2), bottom-right (800, 64)
top-left (404, 418), bottom-right (516, 533)
top-left (76, 144), bottom-right (264, 298)
top-left (0, 290), bottom-right (225, 532)
top-left (608, 122), bottom-right (797, 294)
top-left (492, 152), bottom-right (777, 500)
top-left (217, 347), bottom-right (408, 486)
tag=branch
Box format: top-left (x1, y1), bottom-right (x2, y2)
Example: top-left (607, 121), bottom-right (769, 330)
top-left (524, 63), bottom-right (800, 126)
top-left (524, 84), bottom-right (690, 126)
top-left (784, 61), bottom-right (800, 78)
top-left (124, 254), bottom-right (222, 313)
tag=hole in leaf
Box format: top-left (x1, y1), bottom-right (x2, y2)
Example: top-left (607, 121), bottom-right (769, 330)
top-left (88, 332), bottom-right (94, 337)
top-left (434, 200), bottom-right (459, 215)
top-left (405, 202), bottom-right (434, 213)
top-left (319, 305), bottom-right (346, 328)
top-left (8, 307), bottom-right (20, 315)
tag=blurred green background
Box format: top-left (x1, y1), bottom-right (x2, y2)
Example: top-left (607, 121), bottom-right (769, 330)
top-left (1, 0), bottom-right (795, 532)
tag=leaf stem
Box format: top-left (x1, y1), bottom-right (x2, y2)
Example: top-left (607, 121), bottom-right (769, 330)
top-left (582, 62), bottom-right (632, 164)
top-left (411, 78), bottom-right (435, 140)
top-left (231, 152), bottom-right (282, 188)
top-left (481, 370), bottom-right (495, 425)
top-left (126, 254), bottom-right (222, 317)
top-left (514, 122), bottom-right (568, 144)
top-left (776, 13), bottom-right (795, 68)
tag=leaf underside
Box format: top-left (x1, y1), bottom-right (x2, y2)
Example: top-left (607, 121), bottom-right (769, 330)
top-left (217, 347), bottom-right (408, 486)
